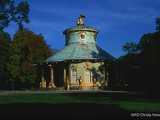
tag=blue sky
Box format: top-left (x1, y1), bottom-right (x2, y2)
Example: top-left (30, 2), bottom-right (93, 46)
top-left (5, 0), bottom-right (160, 58)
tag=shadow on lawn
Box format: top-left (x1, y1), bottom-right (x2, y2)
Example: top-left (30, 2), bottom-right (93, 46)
top-left (0, 103), bottom-right (130, 119)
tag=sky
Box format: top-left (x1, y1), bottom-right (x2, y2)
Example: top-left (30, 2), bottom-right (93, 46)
top-left (5, 0), bottom-right (160, 58)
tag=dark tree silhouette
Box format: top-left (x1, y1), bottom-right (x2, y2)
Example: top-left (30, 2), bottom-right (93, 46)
top-left (12, 0), bottom-right (30, 30)
top-left (122, 42), bottom-right (139, 54)
top-left (0, 30), bottom-right (11, 89)
top-left (0, 0), bottom-right (30, 30)
top-left (118, 18), bottom-right (160, 96)
top-left (156, 17), bottom-right (160, 32)
top-left (0, 0), bottom-right (13, 30)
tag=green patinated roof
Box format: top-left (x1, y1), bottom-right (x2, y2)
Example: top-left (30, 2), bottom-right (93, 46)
top-left (46, 43), bottom-right (115, 63)
top-left (46, 16), bottom-right (115, 63)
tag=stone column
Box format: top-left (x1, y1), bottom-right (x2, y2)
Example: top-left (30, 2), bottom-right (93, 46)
top-left (64, 67), bottom-right (67, 89)
top-left (105, 62), bottom-right (109, 87)
top-left (64, 68), bottom-right (66, 88)
top-left (41, 67), bottom-right (46, 88)
top-left (67, 64), bottom-right (71, 90)
top-left (49, 64), bottom-right (56, 88)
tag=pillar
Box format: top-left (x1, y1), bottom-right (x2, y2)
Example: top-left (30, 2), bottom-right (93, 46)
top-left (67, 64), bottom-right (71, 90)
top-left (62, 63), bottom-right (69, 90)
top-left (105, 62), bottom-right (109, 87)
top-left (41, 67), bottom-right (46, 88)
top-left (49, 64), bottom-right (56, 88)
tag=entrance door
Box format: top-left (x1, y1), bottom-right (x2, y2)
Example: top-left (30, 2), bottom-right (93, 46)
top-left (81, 70), bottom-right (93, 89)
top-left (54, 63), bottom-right (64, 87)
top-left (70, 66), bottom-right (79, 88)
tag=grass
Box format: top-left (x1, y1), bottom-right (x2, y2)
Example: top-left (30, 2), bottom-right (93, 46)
top-left (118, 101), bottom-right (160, 112)
top-left (0, 93), bottom-right (111, 104)
top-left (0, 91), bottom-right (160, 112)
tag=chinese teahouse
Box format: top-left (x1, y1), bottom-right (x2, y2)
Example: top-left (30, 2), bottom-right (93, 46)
top-left (40, 15), bottom-right (115, 90)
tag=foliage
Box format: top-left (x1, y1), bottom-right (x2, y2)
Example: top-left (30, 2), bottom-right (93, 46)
top-left (0, 0), bottom-right (30, 30)
top-left (156, 17), bottom-right (160, 32)
top-left (139, 32), bottom-right (160, 64)
top-left (7, 29), bottom-right (52, 89)
top-left (0, 0), bottom-right (12, 30)
top-left (0, 0), bottom-right (53, 90)
top-left (12, 0), bottom-right (30, 30)
top-left (0, 30), bottom-right (11, 89)
top-left (121, 17), bottom-right (160, 65)
top-left (119, 17), bottom-right (160, 93)
top-left (122, 42), bottom-right (139, 54)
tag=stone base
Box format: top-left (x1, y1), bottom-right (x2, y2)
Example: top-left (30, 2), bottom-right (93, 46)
top-left (69, 82), bottom-right (98, 90)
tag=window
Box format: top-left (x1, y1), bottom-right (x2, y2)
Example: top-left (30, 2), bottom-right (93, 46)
top-left (80, 32), bottom-right (85, 40)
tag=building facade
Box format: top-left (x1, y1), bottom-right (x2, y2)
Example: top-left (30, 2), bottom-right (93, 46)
top-left (40, 15), bottom-right (115, 90)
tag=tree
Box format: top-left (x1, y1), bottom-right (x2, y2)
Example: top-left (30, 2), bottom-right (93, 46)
top-left (139, 32), bottom-right (160, 65)
top-left (0, 30), bottom-right (11, 89)
top-left (156, 17), bottom-right (160, 32)
top-left (139, 33), bottom-right (153, 50)
top-left (0, 0), bottom-right (30, 31)
top-left (7, 29), bottom-right (52, 89)
top-left (119, 17), bottom-right (160, 93)
top-left (122, 42), bottom-right (139, 54)
top-left (12, 0), bottom-right (30, 30)
top-left (0, 0), bottom-right (13, 30)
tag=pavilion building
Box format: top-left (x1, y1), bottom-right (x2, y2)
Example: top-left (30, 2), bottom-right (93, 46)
top-left (40, 15), bottom-right (115, 90)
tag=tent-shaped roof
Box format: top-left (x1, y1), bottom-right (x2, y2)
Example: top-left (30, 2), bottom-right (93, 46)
top-left (46, 43), bottom-right (115, 63)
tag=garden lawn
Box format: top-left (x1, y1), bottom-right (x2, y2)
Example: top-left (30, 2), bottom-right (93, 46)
top-left (0, 92), bottom-right (160, 112)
